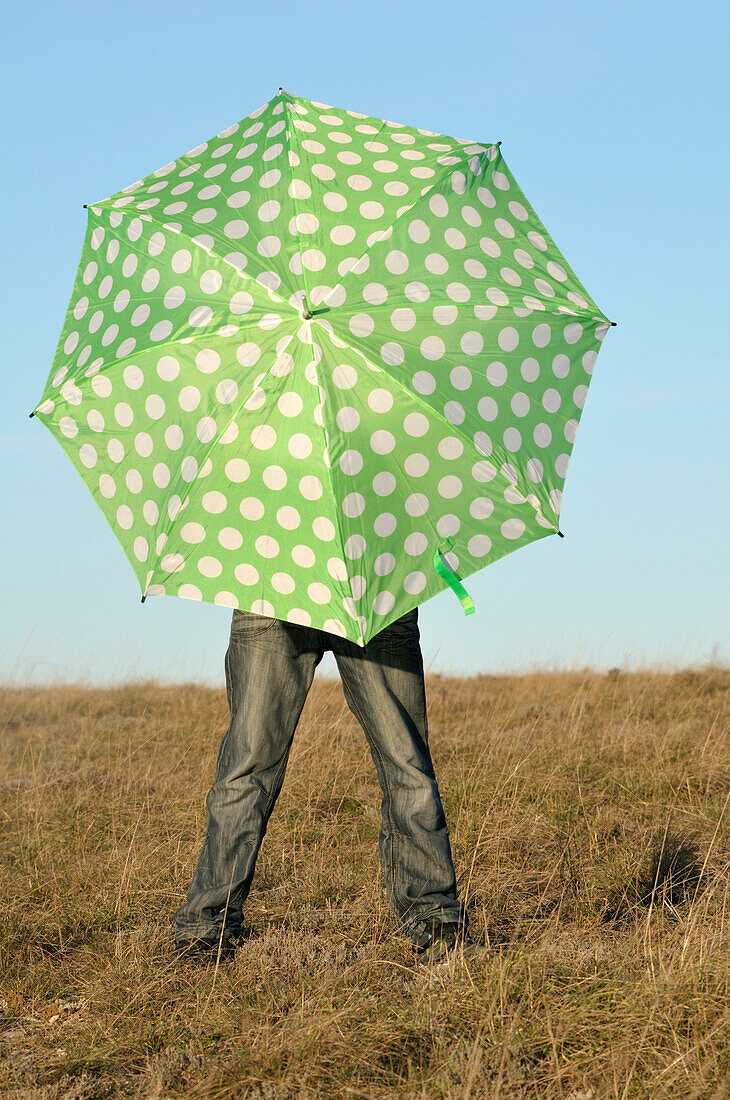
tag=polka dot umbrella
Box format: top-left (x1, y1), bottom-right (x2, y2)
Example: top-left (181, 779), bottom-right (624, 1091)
top-left (31, 89), bottom-right (614, 646)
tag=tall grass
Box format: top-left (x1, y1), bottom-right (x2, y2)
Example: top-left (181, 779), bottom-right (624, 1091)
top-left (1, 668), bottom-right (728, 1098)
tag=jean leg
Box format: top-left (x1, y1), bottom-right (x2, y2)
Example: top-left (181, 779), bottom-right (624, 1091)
top-left (173, 613), bottom-right (322, 939)
top-left (332, 609), bottom-right (467, 945)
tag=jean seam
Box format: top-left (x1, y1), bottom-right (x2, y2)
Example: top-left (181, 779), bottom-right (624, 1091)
top-left (263, 750), bottom-right (290, 818)
top-left (343, 688), bottom-right (403, 911)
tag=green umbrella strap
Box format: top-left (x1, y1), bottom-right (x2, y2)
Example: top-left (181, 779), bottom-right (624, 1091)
top-left (434, 537), bottom-right (475, 615)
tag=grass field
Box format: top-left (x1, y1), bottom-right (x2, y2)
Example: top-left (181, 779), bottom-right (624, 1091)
top-left (1, 667), bottom-right (728, 1099)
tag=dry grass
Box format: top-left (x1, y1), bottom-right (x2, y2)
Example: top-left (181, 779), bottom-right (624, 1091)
top-left (1, 667), bottom-right (728, 1099)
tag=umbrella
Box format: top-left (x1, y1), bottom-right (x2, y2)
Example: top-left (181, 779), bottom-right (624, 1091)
top-left (31, 89), bottom-right (614, 646)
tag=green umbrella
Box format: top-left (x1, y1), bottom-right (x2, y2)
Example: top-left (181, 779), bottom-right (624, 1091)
top-left (32, 90), bottom-right (613, 646)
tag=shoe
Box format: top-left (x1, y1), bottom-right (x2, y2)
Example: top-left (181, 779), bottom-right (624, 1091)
top-left (412, 920), bottom-right (485, 964)
top-left (174, 929), bottom-right (241, 962)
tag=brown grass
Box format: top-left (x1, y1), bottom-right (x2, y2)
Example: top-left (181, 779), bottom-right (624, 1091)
top-left (1, 668), bottom-right (728, 1098)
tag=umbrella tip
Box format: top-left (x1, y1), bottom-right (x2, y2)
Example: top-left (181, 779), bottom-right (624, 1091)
top-left (557, 529), bottom-right (565, 538)
top-left (141, 595), bottom-right (146, 603)
top-left (83, 204), bottom-right (87, 209)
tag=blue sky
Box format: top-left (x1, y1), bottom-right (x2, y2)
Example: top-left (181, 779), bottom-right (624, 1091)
top-left (2, 0), bottom-right (728, 685)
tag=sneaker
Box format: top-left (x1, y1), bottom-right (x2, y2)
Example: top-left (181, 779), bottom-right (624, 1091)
top-left (174, 929), bottom-right (241, 963)
top-left (412, 920), bottom-right (485, 964)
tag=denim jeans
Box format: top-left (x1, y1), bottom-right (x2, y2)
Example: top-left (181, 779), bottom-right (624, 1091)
top-left (173, 607), bottom-right (468, 947)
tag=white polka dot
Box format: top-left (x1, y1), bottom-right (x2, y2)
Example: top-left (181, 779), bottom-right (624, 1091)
top-left (404, 532), bottom-right (428, 555)
top-left (552, 354), bottom-right (570, 379)
top-left (251, 424), bottom-right (276, 450)
top-left (408, 219), bottom-right (430, 243)
top-left (370, 430), bottom-right (395, 454)
top-left (486, 362), bottom-right (508, 387)
top-left (404, 572), bottom-right (427, 594)
top-left (293, 545), bottom-right (316, 567)
top-left (373, 553), bottom-right (395, 577)
top-left (498, 327), bottom-right (519, 352)
top-left (340, 449), bottom-right (364, 476)
top-left (433, 305), bottom-right (458, 326)
top-left (263, 465), bottom-right (287, 489)
top-left (533, 323), bottom-right (551, 348)
top-left (404, 453), bottom-right (429, 477)
top-left (429, 194), bottom-right (449, 217)
top-left (322, 402), bottom-right (351, 436)
top-left (287, 608), bottom-right (312, 627)
top-left (405, 493), bottom-right (429, 516)
top-left (345, 534), bottom-right (366, 559)
top-left (420, 336), bottom-right (445, 361)
top-left (116, 505), bottom-right (134, 530)
top-left (405, 281), bottom-right (430, 303)
top-left (460, 331), bottom-right (483, 356)
top-left (555, 453), bottom-right (570, 477)
top-left (258, 236), bottom-right (281, 257)
top-left (181, 522), bottom-right (206, 544)
top-left (368, 471), bottom-right (394, 498)
top-left (425, 253), bottom-right (448, 274)
top-left (276, 506), bottom-right (301, 530)
top-left (229, 291), bottom-right (254, 316)
top-left (404, 413), bottom-right (429, 437)
top-left (373, 591), bottom-right (395, 615)
top-left (503, 427), bottom-right (522, 452)
top-left (114, 402), bottom-right (133, 427)
top-left (171, 249), bottom-right (191, 273)
top-left (385, 250), bottom-right (409, 274)
top-left (521, 358), bottom-right (540, 383)
top-left (467, 535), bottom-right (492, 557)
top-left (314, 517), bottom-right (337, 541)
top-left (255, 536), bottom-right (279, 558)
top-left (289, 433), bottom-right (313, 459)
top-left (79, 444), bottom-right (97, 468)
top-left (177, 386), bottom-right (199, 412)
top-left (299, 475), bottom-right (323, 500)
top-left (542, 388), bottom-right (561, 413)
top-left (444, 227), bottom-right (466, 250)
top-left (526, 458), bottom-right (544, 482)
top-left (302, 249), bottom-right (326, 271)
top-left (502, 519), bottom-right (525, 540)
top-left (381, 342), bottom-right (404, 366)
top-left (363, 282), bottom-right (387, 305)
top-left (374, 512), bottom-right (397, 536)
top-left (240, 496), bottom-right (264, 520)
top-left (349, 314), bottom-right (374, 338)
top-left (438, 476), bottom-right (462, 498)
top-left (215, 379), bottom-right (238, 405)
top-left (202, 491), bottom-right (227, 513)
top-left (333, 363), bottom-right (358, 389)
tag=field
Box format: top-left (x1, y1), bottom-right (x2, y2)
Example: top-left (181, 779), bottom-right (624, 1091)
top-left (1, 667), bottom-right (728, 1099)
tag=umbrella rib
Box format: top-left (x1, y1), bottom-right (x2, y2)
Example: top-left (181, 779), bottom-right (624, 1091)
top-left (279, 90), bottom-right (311, 317)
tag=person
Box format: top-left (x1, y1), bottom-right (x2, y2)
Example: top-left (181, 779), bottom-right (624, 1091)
top-left (173, 606), bottom-right (483, 964)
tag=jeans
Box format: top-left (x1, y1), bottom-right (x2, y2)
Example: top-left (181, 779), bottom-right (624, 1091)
top-left (173, 607), bottom-right (468, 947)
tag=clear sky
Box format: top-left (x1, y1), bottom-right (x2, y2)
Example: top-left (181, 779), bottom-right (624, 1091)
top-left (3, 0), bottom-right (728, 686)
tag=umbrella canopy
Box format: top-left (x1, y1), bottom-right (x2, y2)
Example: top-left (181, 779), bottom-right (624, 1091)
top-left (32, 90), bottom-right (613, 646)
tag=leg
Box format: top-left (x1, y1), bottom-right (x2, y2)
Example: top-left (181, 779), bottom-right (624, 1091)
top-left (173, 611), bottom-right (323, 941)
top-left (332, 609), bottom-right (467, 946)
